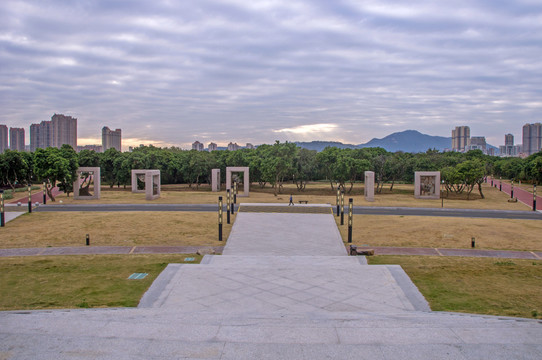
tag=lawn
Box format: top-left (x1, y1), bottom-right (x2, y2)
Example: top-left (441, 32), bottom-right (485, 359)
top-left (1, 211), bottom-right (235, 248)
top-left (337, 215), bottom-right (542, 251)
top-left (0, 254), bottom-right (200, 310)
top-left (369, 255), bottom-right (542, 319)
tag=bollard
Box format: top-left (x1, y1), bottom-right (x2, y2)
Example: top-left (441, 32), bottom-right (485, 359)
top-left (340, 190), bottom-right (345, 226)
top-left (233, 182), bottom-right (237, 204)
top-left (43, 182), bottom-right (47, 204)
top-left (534, 184), bottom-right (537, 211)
top-left (471, 237), bottom-right (475, 248)
top-left (28, 185), bottom-right (32, 214)
top-left (348, 198), bottom-right (353, 243)
top-left (0, 190), bottom-right (4, 227)
top-left (336, 188), bottom-right (340, 217)
top-left (511, 181), bottom-right (514, 199)
top-left (218, 196), bottom-right (223, 241)
top-left (499, 177), bottom-right (502, 191)
top-left (86, 234), bottom-right (90, 246)
top-left (226, 189), bottom-right (231, 224)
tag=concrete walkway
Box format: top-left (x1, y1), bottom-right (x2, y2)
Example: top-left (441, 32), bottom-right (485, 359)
top-left (1, 204), bottom-right (541, 359)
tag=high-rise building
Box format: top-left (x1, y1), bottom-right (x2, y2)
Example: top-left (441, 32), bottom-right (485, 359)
top-left (30, 120), bottom-right (53, 151)
top-left (468, 136), bottom-right (487, 153)
top-left (77, 144), bottom-right (103, 153)
top-left (0, 125), bottom-right (7, 153)
top-left (499, 134), bottom-right (521, 157)
top-left (192, 141), bottom-right (204, 151)
top-left (227, 142), bottom-right (240, 151)
top-left (452, 126), bottom-right (470, 152)
top-left (522, 123), bottom-right (542, 156)
top-left (9, 127), bottom-right (25, 151)
top-left (245, 143), bottom-right (254, 149)
top-left (52, 114), bottom-right (77, 149)
top-left (504, 134), bottom-right (514, 147)
top-left (208, 142), bottom-right (217, 151)
top-left (102, 126), bottom-right (122, 152)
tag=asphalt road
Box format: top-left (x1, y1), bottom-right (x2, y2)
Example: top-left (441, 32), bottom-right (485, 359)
top-left (34, 203), bottom-right (542, 220)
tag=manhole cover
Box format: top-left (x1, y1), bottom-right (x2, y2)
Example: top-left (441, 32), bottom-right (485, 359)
top-left (128, 273), bottom-right (148, 280)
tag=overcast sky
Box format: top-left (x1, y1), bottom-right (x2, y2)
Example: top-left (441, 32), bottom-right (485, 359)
top-left (1, 0), bottom-right (541, 150)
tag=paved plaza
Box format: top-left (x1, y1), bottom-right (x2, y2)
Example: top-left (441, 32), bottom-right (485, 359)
top-left (1, 204), bottom-right (541, 359)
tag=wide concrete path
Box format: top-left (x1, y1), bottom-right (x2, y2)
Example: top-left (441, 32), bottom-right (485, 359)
top-left (1, 203), bottom-right (541, 359)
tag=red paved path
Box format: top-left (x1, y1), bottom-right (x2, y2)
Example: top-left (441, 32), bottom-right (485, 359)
top-left (486, 177), bottom-right (541, 211)
top-left (9, 187), bottom-right (63, 205)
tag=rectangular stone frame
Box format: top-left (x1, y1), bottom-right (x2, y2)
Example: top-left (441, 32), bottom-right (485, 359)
top-left (74, 167), bottom-right (100, 200)
top-left (414, 171), bottom-right (441, 199)
top-left (226, 167), bottom-right (249, 197)
top-left (211, 169), bottom-right (221, 192)
top-left (131, 169), bottom-right (161, 200)
top-left (364, 171), bottom-right (375, 202)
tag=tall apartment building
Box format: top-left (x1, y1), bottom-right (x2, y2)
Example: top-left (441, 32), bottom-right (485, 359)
top-left (192, 141), bottom-right (204, 151)
top-left (9, 127), bottom-right (25, 151)
top-left (499, 134), bottom-right (521, 157)
top-left (52, 114), bottom-right (77, 149)
top-left (522, 123), bottom-right (542, 156)
top-left (0, 125), bottom-right (7, 153)
top-left (245, 143), bottom-right (254, 149)
top-left (468, 136), bottom-right (487, 153)
top-left (451, 126), bottom-right (470, 152)
top-left (227, 142), bottom-right (240, 151)
top-left (102, 126), bottom-right (122, 152)
top-left (208, 142), bottom-right (217, 151)
top-left (30, 121), bottom-right (53, 152)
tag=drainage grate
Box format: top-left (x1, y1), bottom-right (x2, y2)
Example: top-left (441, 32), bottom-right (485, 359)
top-left (128, 273), bottom-right (148, 280)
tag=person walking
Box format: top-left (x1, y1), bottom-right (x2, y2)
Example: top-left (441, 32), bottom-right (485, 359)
top-left (289, 194), bottom-right (294, 206)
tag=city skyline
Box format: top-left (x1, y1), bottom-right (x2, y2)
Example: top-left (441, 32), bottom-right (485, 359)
top-left (1, 1), bottom-right (542, 148)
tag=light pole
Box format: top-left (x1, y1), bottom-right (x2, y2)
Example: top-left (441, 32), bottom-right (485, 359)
top-left (27, 184), bottom-right (32, 213)
top-left (226, 189), bottom-right (231, 224)
top-left (336, 187), bottom-right (340, 217)
top-left (43, 182), bottom-right (47, 204)
top-left (340, 190), bottom-right (345, 226)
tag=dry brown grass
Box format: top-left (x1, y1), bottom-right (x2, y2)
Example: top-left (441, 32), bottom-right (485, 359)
top-left (337, 215), bottom-right (542, 251)
top-left (1, 212), bottom-right (235, 248)
top-left (49, 182), bottom-right (530, 211)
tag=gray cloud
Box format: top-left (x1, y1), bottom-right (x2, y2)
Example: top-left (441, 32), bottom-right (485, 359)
top-left (1, 0), bottom-right (541, 148)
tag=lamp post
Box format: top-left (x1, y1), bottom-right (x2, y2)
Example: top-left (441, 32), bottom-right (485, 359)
top-left (233, 182), bottom-right (237, 204)
top-left (0, 190), bottom-right (4, 227)
top-left (218, 196), bottom-right (223, 241)
top-left (348, 198), bottom-right (353, 243)
top-left (340, 190), bottom-right (345, 226)
top-left (226, 189), bottom-right (231, 224)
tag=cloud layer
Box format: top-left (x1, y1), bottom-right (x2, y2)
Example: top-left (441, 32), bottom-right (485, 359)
top-left (1, 0), bottom-right (541, 148)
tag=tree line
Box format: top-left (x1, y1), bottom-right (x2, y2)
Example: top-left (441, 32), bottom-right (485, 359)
top-left (1, 142), bottom-right (541, 201)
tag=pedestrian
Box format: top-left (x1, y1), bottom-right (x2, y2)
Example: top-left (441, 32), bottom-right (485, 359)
top-left (289, 194), bottom-right (294, 206)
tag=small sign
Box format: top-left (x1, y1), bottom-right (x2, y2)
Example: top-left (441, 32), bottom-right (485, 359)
top-left (128, 273), bottom-right (148, 280)
top-left (184, 257), bottom-right (195, 262)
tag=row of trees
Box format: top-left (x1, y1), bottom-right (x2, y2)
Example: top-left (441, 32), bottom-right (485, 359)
top-left (1, 142), bottom-right (541, 201)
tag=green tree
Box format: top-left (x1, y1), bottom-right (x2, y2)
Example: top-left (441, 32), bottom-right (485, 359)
top-left (34, 147), bottom-right (78, 201)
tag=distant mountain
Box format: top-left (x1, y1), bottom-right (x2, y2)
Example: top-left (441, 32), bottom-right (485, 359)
top-left (293, 141), bottom-right (357, 151)
top-left (357, 130), bottom-right (451, 153)
top-left (295, 130), bottom-right (452, 153)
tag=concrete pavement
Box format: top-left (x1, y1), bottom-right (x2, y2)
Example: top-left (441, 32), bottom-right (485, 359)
top-left (1, 203), bottom-right (541, 359)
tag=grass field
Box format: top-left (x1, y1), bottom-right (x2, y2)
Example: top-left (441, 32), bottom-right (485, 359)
top-left (47, 182), bottom-right (530, 211)
top-left (337, 215), bottom-right (542, 251)
top-left (1, 212), bottom-right (235, 248)
top-left (0, 254), bottom-right (200, 310)
top-left (369, 255), bottom-right (542, 319)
